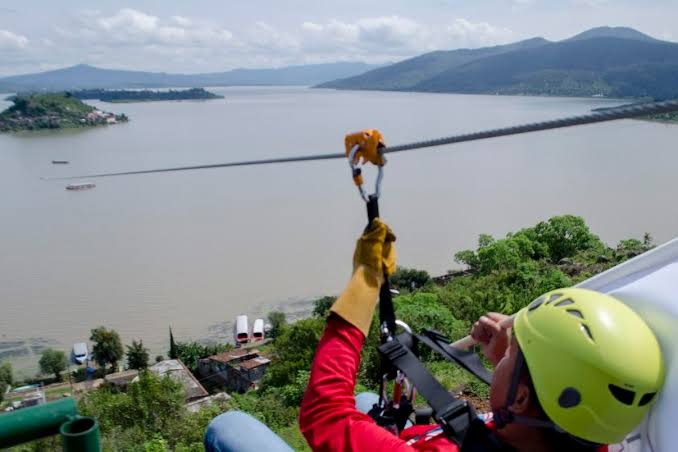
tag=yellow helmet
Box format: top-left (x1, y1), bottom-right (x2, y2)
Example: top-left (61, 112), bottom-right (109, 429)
top-left (514, 288), bottom-right (664, 444)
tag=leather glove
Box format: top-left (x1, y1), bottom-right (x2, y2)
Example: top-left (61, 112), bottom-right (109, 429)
top-left (331, 218), bottom-right (396, 336)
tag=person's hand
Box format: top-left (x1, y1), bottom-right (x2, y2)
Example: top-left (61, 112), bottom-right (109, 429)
top-left (352, 218), bottom-right (396, 281)
top-left (470, 312), bottom-right (511, 367)
top-left (330, 219), bottom-right (396, 336)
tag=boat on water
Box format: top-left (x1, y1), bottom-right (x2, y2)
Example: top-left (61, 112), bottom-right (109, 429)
top-left (51, 160), bottom-right (69, 164)
top-left (252, 318), bottom-right (265, 341)
top-left (71, 342), bottom-right (88, 365)
top-left (66, 182), bottom-right (95, 191)
top-left (234, 315), bottom-right (249, 345)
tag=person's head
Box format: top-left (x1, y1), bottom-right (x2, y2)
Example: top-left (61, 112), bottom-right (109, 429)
top-left (489, 288), bottom-right (664, 446)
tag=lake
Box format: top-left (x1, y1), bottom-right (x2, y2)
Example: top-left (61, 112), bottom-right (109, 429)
top-left (2, 87), bottom-right (677, 376)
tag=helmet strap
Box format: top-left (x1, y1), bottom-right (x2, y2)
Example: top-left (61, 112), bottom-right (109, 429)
top-left (493, 349), bottom-right (566, 434)
top-left (493, 348), bottom-right (525, 428)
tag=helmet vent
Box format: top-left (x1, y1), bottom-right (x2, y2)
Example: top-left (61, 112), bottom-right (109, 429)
top-left (567, 309), bottom-right (584, 319)
top-left (555, 298), bottom-right (574, 307)
top-left (609, 384), bottom-right (635, 405)
top-left (558, 387), bottom-right (581, 408)
top-left (580, 323), bottom-right (594, 342)
top-left (528, 296), bottom-right (545, 311)
top-left (638, 392), bottom-right (656, 406)
top-left (545, 293), bottom-right (563, 305)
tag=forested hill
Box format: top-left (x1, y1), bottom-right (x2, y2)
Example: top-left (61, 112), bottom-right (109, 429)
top-left (318, 27), bottom-right (678, 100)
top-left (0, 62), bottom-right (379, 92)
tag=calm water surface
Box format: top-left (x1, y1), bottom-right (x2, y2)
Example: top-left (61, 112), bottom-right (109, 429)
top-left (2, 87), bottom-right (677, 375)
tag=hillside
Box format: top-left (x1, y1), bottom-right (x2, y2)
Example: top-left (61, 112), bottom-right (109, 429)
top-left (0, 62), bottom-right (379, 92)
top-left (317, 38), bottom-right (548, 91)
top-left (0, 93), bottom-right (127, 132)
top-left (319, 27), bottom-right (678, 100)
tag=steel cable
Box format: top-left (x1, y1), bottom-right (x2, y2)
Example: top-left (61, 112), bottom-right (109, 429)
top-left (53, 99), bottom-right (678, 179)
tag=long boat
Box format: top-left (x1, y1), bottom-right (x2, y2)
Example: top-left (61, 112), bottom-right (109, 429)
top-left (66, 182), bottom-right (95, 191)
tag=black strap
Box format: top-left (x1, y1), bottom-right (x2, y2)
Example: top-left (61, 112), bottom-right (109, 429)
top-left (418, 330), bottom-right (493, 385)
top-left (366, 194), bottom-right (396, 337)
top-left (379, 336), bottom-right (476, 443)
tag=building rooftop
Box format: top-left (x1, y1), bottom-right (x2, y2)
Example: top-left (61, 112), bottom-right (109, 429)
top-left (209, 349), bottom-right (260, 364)
top-left (104, 369), bottom-right (139, 386)
top-left (239, 357), bottom-right (271, 370)
top-left (149, 359), bottom-right (208, 401)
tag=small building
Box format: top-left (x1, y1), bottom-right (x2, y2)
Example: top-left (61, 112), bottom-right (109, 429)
top-left (149, 359), bottom-right (209, 402)
top-left (104, 369), bottom-right (139, 390)
top-left (198, 349), bottom-right (271, 393)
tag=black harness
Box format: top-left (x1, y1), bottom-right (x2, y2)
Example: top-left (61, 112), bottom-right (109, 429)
top-left (364, 195), bottom-right (507, 449)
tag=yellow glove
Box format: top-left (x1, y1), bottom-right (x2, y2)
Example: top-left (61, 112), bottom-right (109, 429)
top-left (331, 218), bottom-right (396, 336)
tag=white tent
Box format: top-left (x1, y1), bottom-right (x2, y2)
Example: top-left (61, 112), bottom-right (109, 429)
top-left (578, 238), bottom-right (678, 452)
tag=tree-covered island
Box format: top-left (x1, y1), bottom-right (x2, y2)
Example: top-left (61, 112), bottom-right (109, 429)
top-left (0, 92), bottom-right (128, 132)
top-left (72, 87), bottom-right (223, 103)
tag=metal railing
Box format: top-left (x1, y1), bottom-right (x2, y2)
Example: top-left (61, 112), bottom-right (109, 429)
top-left (0, 398), bottom-right (101, 451)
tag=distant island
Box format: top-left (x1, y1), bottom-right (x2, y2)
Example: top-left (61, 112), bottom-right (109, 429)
top-left (71, 87), bottom-right (223, 103)
top-left (318, 26), bottom-right (678, 101)
top-left (0, 92), bottom-right (128, 132)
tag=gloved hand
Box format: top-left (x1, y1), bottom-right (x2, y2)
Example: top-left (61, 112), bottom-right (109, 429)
top-left (330, 218), bottom-right (396, 336)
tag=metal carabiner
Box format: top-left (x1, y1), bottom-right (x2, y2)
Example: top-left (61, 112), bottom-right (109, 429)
top-left (348, 144), bottom-right (386, 203)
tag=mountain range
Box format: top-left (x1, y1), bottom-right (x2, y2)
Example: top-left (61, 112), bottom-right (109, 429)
top-left (0, 62), bottom-right (379, 93)
top-left (318, 27), bottom-right (678, 100)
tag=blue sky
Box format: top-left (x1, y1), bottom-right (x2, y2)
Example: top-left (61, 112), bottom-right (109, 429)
top-left (0, 0), bottom-right (676, 76)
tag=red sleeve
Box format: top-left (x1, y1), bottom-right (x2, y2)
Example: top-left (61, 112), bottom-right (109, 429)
top-left (299, 315), bottom-right (414, 452)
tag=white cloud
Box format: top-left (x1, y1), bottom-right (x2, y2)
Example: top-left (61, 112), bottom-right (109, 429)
top-left (0, 9), bottom-right (514, 75)
top-left (0, 29), bottom-right (28, 49)
top-left (299, 16), bottom-right (513, 59)
top-left (60, 8), bottom-right (234, 48)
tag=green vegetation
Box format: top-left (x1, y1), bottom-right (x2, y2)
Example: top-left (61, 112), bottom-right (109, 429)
top-left (6, 215), bottom-right (655, 450)
top-left (38, 349), bottom-right (68, 382)
top-left (267, 311), bottom-right (288, 339)
top-left (644, 111), bottom-right (678, 123)
top-left (72, 88), bottom-right (223, 103)
top-left (90, 327), bottom-right (124, 372)
top-left (172, 341), bottom-right (233, 373)
top-left (0, 361), bottom-right (12, 402)
top-left (126, 340), bottom-right (150, 370)
top-left (0, 92), bottom-right (128, 132)
top-left (78, 370), bottom-right (225, 451)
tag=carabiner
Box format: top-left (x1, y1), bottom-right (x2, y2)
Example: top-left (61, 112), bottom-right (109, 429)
top-left (345, 128), bottom-right (386, 203)
top-left (348, 144), bottom-right (385, 202)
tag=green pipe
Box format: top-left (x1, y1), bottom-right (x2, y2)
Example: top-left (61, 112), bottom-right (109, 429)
top-left (0, 398), bottom-right (78, 448)
top-left (60, 416), bottom-right (101, 452)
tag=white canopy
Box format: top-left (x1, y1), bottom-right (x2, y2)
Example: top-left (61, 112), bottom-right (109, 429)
top-left (579, 238), bottom-right (678, 452)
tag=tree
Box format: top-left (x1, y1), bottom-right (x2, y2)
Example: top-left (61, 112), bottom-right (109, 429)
top-left (90, 326), bottom-right (124, 372)
top-left (312, 296), bottom-right (336, 318)
top-left (39, 349), bottom-right (68, 381)
top-left (126, 340), bottom-right (150, 370)
top-left (389, 267), bottom-right (432, 290)
top-left (0, 361), bottom-right (12, 401)
top-left (264, 317), bottom-right (324, 388)
top-left (267, 311), bottom-right (287, 339)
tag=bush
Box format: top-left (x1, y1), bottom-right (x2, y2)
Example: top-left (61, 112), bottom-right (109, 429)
top-left (312, 296), bottom-right (336, 318)
top-left (264, 317), bottom-right (324, 388)
top-left (173, 341), bottom-right (232, 373)
top-left (390, 267), bottom-right (432, 290)
top-left (267, 311), bottom-right (287, 339)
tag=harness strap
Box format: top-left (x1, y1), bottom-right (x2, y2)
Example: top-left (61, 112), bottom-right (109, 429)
top-left (379, 336), bottom-right (476, 443)
top-left (417, 330), bottom-right (493, 385)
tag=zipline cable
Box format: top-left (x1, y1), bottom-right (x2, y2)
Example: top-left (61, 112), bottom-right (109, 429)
top-left (51, 99), bottom-right (678, 180)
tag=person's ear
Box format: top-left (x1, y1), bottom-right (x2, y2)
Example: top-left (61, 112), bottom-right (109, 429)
top-left (509, 383), bottom-right (532, 415)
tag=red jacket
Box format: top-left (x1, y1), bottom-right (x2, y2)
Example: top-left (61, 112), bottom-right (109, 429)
top-left (300, 316), bottom-right (461, 451)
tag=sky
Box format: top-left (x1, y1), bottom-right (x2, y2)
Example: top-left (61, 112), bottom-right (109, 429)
top-left (0, 0), bottom-right (677, 77)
